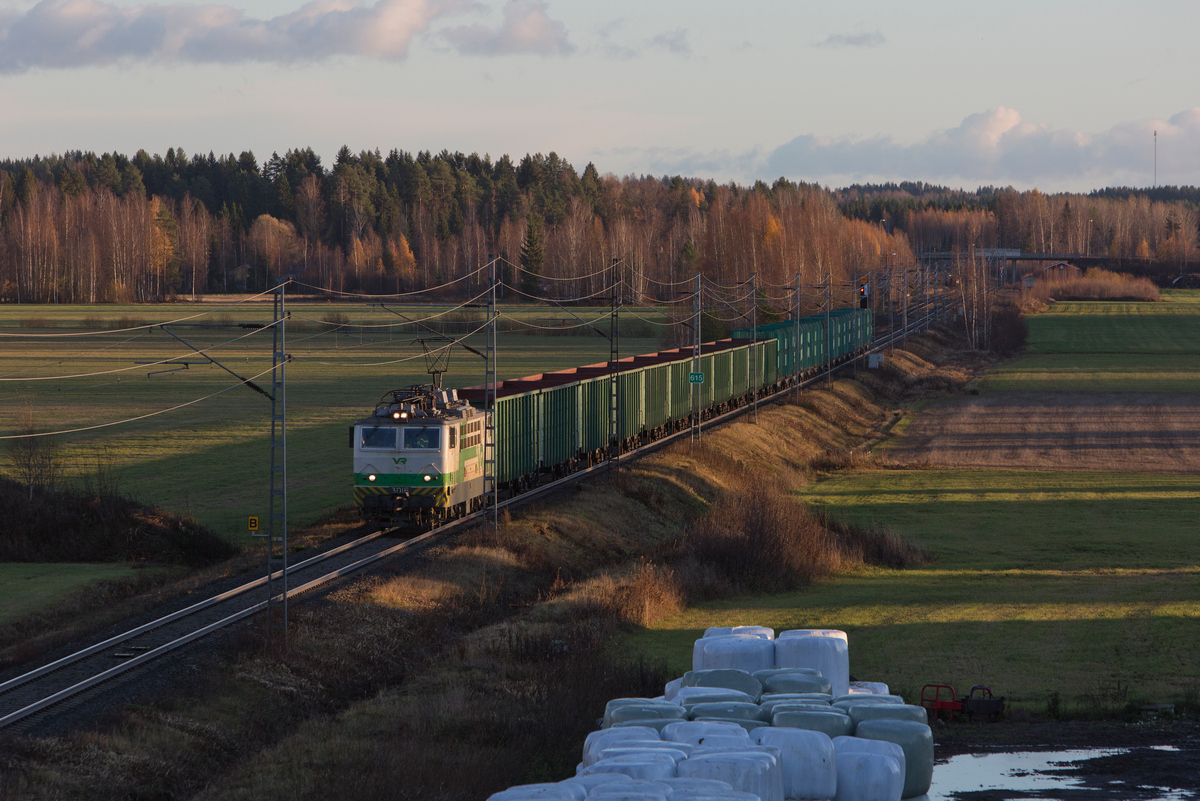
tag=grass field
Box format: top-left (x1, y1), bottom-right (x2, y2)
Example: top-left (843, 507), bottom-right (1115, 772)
top-left (0, 563), bottom-right (149, 626)
top-left (986, 291), bottom-right (1200, 392)
top-left (0, 300), bottom-right (669, 539)
top-left (628, 293), bottom-right (1200, 713)
top-left (628, 468), bottom-right (1200, 707)
top-left (800, 469), bottom-right (1200, 572)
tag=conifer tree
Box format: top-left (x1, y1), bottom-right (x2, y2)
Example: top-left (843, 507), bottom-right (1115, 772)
top-left (520, 213), bottom-right (545, 296)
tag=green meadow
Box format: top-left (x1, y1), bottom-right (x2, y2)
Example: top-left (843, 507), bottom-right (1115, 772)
top-left (985, 291), bottom-right (1200, 392)
top-left (628, 293), bottom-right (1200, 711)
top-left (0, 563), bottom-right (150, 626)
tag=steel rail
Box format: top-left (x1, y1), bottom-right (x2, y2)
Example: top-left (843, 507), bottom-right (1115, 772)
top-left (0, 529), bottom-right (451, 729)
top-left (0, 303), bottom-right (939, 730)
top-left (0, 530), bottom-right (386, 696)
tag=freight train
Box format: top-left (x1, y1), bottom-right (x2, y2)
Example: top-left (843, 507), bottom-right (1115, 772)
top-left (351, 307), bottom-right (872, 528)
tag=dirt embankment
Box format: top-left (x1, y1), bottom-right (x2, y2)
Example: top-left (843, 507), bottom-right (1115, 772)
top-left (1, 329), bottom-right (985, 801)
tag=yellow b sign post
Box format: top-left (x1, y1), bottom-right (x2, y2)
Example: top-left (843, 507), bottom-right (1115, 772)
top-left (248, 515), bottom-right (259, 533)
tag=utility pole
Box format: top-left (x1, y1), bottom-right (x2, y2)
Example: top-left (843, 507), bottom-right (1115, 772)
top-left (825, 269), bottom-right (832, 387)
top-left (888, 255), bottom-right (896, 352)
top-left (691, 272), bottom-right (702, 443)
top-left (851, 268), bottom-right (858, 380)
top-left (793, 272), bottom-right (801, 400)
top-left (751, 273), bottom-right (758, 422)
top-left (265, 282), bottom-right (287, 650)
top-left (609, 257), bottom-right (621, 467)
top-left (483, 255), bottom-right (498, 540)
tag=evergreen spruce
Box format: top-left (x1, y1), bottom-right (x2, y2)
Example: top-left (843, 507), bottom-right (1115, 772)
top-left (520, 213), bottom-right (545, 296)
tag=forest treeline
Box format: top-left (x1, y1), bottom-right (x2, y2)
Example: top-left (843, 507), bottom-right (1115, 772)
top-left (0, 147), bottom-right (1196, 304)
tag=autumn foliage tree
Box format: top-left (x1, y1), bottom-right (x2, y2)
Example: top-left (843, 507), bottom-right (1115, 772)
top-left (1, 149), bottom-right (1196, 303)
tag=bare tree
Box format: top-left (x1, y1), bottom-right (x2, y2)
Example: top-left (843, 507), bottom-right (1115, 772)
top-left (9, 402), bottom-right (60, 501)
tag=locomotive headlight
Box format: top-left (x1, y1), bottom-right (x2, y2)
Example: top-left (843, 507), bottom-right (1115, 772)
top-left (368, 474), bottom-right (377, 482)
top-left (392, 412), bottom-right (401, 419)
top-left (423, 474), bottom-right (432, 482)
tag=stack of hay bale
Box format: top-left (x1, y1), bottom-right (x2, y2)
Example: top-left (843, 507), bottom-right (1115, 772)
top-left (488, 626), bottom-right (933, 801)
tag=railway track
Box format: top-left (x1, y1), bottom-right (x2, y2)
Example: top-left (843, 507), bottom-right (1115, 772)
top-left (0, 312), bottom-right (938, 733)
top-left (0, 527), bottom-right (449, 731)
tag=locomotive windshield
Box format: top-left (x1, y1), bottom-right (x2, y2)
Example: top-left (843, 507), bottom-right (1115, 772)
top-left (360, 427), bottom-right (398, 449)
top-left (403, 427), bottom-right (441, 450)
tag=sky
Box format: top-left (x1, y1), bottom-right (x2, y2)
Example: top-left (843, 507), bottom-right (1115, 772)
top-left (1, 0), bottom-right (1198, 192)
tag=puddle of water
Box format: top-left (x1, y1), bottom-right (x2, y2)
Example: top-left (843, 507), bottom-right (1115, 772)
top-left (922, 748), bottom-right (1194, 800)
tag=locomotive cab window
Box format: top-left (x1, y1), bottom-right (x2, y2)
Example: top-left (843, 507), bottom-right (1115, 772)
top-left (403, 427), bottom-right (441, 450)
top-left (360, 426), bottom-right (398, 450)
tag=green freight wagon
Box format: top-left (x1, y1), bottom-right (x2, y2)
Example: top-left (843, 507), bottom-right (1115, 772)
top-left (460, 335), bottom-right (790, 487)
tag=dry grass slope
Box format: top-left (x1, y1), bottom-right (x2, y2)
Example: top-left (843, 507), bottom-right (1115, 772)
top-left (0, 327), bottom-right (977, 801)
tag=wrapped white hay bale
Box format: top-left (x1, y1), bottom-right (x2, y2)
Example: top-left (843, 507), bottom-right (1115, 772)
top-left (750, 726), bottom-right (837, 800)
top-left (848, 681), bottom-right (890, 695)
top-left (763, 702), bottom-right (841, 717)
top-left (761, 691), bottom-right (833, 705)
top-left (687, 701), bottom-right (770, 724)
top-left (606, 703), bottom-right (688, 728)
top-left (487, 782), bottom-right (587, 800)
top-left (587, 782), bottom-right (671, 800)
top-left (612, 719), bottom-right (685, 733)
top-left (664, 678), bottom-right (684, 701)
top-left (754, 667), bottom-right (821, 679)
top-left (659, 777), bottom-right (736, 795)
top-left (832, 736), bottom-right (907, 791)
top-left (688, 669), bottom-right (764, 700)
top-left (833, 695), bottom-right (905, 709)
top-left (678, 751), bottom-right (783, 801)
top-left (854, 720), bottom-right (934, 798)
top-left (605, 698), bottom-right (682, 722)
top-left (559, 772), bottom-right (634, 793)
top-left (584, 728), bottom-right (662, 765)
top-left (688, 716), bottom-right (763, 734)
top-left (761, 672), bottom-right (833, 695)
top-left (695, 635), bottom-right (776, 673)
top-left (774, 636), bottom-right (850, 698)
top-left (848, 704), bottom-right (929, 730)
top-left (581, 757), bottom-right (677, 781)
top-left (695, 734), bottom-right (754, 750)
top-left (599, 745), bottom-right (691, 765)
top-left (705, 626), bottom-right (775, 640)
top-left (671, 793), bottom-right (759, 801)
top-left (675, 690), bottom-right (757, 715)
top-left (662, 720), bottom-right (751, 745)
top-left (832, 752), bottom-right (903, 801)
top-left (778, 629), bottom-right (847, 643)
top-left (772, 709), bottom-right (854, 739)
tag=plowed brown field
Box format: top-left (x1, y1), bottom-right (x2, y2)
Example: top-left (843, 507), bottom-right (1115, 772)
top-left (885, 390), bottom-right (1200, 472)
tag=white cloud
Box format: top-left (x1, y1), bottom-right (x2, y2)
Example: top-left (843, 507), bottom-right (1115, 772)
top-left (590, 19), bottom-right (691, 61)
top-left (442, 0), bottom-right (571, 56)
top-left (609, 109), bottom-right (1200, 190)
top-left (815, 31), bottom-right (885, 49)
top-left (0, 0), bottom-right (456, 71)
top-left (594, 18), bottom-right (635, 60)
top-left (650, 27), bottom-right (689, 57)
top-left (765, 107), bottom-right (1200, 188)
